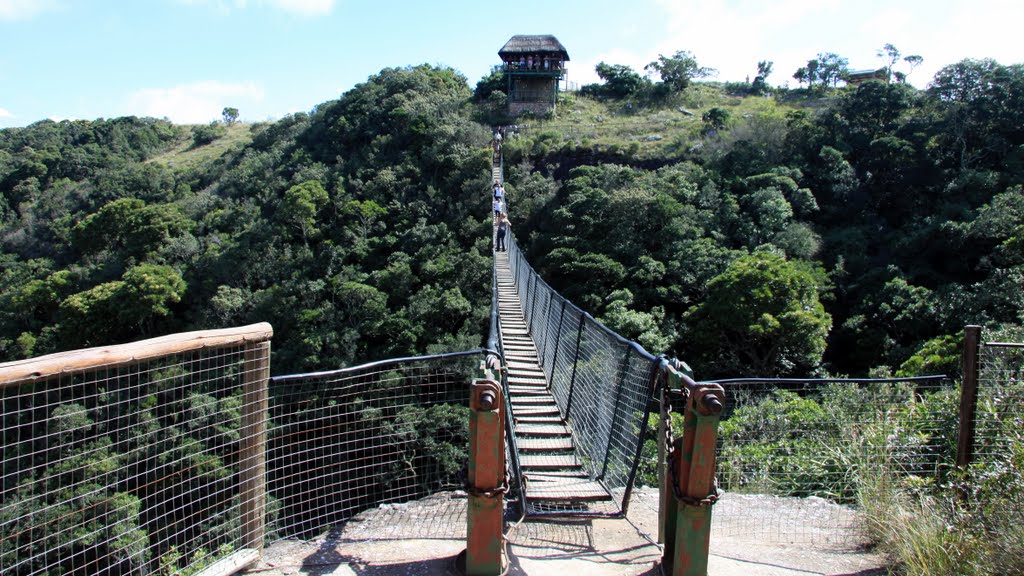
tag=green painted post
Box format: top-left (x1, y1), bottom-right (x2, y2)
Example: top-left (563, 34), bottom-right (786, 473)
top-left (659, 365), bottom-right (725, 576)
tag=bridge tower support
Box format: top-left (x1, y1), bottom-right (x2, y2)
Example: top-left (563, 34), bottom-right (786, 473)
top-left (463, 379), bottom-right (506, 575)
top-left (659, 364), bottom-right (725, 576)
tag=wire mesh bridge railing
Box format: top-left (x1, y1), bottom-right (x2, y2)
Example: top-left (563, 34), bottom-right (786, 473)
top-left (501, 232), bottom-right (661, 517)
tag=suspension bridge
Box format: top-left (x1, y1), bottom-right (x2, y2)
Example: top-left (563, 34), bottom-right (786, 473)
top-left (0, 141), bottom-right (1012, 575)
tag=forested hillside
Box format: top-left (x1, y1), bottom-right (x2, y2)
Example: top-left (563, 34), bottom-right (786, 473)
top-left (0, 65), bottom-right (494, 375)
top-left (497, 57), bottom-right (1024, 378)
top-left (2, 57), bottom-right (1023, 379)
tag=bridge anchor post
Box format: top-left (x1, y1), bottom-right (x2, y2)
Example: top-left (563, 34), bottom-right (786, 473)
top-left (463, 379), bottom-right (506, 575)
top-left (660, 365), bottom-right (725, 576)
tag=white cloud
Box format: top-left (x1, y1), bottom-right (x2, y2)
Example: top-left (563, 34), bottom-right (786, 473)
top-left (0, 0), bottom-right (60, 21)
top-left (126, 81), bottom-right (265, 124)
top-left (646, 0), bottom-right (1024, 89)
top-left (572, 47), bottom-right (654, 88)
top-left (0, 107), bottom-right (12, 118)
top-left (174, 0), bottom-right (334, 16)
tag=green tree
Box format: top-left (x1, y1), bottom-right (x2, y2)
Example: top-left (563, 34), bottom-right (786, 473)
top-left (751, 60), bottom-right (773, 95)
top-left (58, 264), bottom-right (186, 346)
top-left (593, 62), bottom-right (648, 98)
top-left (645, 50), bottom-right (717, 93)
top-left (702, 107), bottom-right (731, 133)
top-left (73, 198), bottom-right (192, 259)
top-left (280, 180), bottom-right (329, 242)
top-left (816, 53), bottom-right (848, 88)
top-left (222, 107), bottom-right (239, 125)
top-left (684, 250), bottom-right (832, 377)
top-left (877, 43), bottom-right (902, 81)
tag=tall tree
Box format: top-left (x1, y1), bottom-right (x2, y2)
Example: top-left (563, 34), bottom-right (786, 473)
top-left (593, 62), bottom-right (648, 98)
top-left (645, 50), bottom-right (717, 92)
top-left (683, 250), bottom-right (832, 377)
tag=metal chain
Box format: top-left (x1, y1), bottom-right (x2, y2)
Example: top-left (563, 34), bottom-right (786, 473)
top-left (465, 480), bottom-right (510, 499)
top-left (661, 376), bottom-right (720, 507)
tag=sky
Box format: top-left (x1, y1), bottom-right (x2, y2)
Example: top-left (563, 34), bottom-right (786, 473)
top-left (1, 0), bottom-right (1022, 129)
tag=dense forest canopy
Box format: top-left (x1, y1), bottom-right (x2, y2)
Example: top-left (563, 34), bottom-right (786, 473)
top-left (1, 65), bottom-right (494, 375)
top-left (1, 55), bottom-right (1023, 379)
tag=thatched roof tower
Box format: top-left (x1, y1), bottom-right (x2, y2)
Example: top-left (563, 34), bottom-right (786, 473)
top-left (498, 35), bottom-right (570, 62)
top-left (498, 35), bottom-right (570, 116)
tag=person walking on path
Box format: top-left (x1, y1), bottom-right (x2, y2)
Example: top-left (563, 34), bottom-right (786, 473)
top-left (495, 213), bottom-right (510, 252)
top-left (493, 197), bottom-right (502, 220)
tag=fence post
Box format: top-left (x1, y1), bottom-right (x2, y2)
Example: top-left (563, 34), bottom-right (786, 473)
top-left (464, 379), bottom-right (506, 576)
top-left (549, 301), bottom-right (567, 386)
top-left (565, 315), bottom-right (586, 420)
top-left (957, 325), bottom-right (982, 470)
top-left (240, 340), bottom-right (270, 554)
top-left (660, 366), bottom-right (725, 576)
top-left (599, 347), bottom-right (633, 480)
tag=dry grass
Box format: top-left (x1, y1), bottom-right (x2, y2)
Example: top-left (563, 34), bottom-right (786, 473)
top-left (146, 122), bottom-right (254, 172)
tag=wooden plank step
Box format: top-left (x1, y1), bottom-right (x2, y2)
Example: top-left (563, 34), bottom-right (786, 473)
top-left (508, 386), bottom-right (548, 396)
top-left (508, 374), bottom-right (545, 383)
top-left (507, 360), bottom-right (542, 370)
top-left (520, 453), bottom-right (582, 469)
top-left (511, 404), bottom-right (560, 416)
top-left (515, 424), bottom-right (570, 437)
top-left (516, 437), bottom-right (574, 452)
top-left (515, 415), bottom-right (564, 424)
top-left (508, 396), bottom-right (558, 405)
top-left (508, 376), bottom-right (546, 386)
top-left (524, 470), bottom-right (590, 479)
top-left (508, 383), bottom-right (547, 392)
top-left (525, 478), bottom-right (611, 502)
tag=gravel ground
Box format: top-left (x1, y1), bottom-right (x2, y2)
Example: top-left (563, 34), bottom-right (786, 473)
top-left (246, 488), bottom-right (889, 575)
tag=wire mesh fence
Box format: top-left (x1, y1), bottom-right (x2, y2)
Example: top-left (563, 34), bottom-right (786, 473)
top-left (505, 233), bottom-right (660, 516)
top-left (266, 351), bottom-right (484, 543)
top-left (0, 324), bottom-right (271, 576)
top-left (708, 376), bottom-right (958, 544)
top-left (974, 342), bottom-right (1024, 467)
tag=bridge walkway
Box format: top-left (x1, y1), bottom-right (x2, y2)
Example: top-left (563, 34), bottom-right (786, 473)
top-left (496, 245), bottom-right (612, 510)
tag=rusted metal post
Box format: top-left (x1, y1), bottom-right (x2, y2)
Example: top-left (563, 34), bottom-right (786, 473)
top-left (465, 379), bottom-right (505, 575)
top-left (957, 325), bottom-right (982, 469)
top-left (240, 340), bottom-right (270, 554)
top-left (660, 365), bottom-right (725, 576)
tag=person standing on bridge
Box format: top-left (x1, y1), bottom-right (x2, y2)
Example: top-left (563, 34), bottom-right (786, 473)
top-left (493, 197), bottom-right (502, 220)
top-left (495, 213), bottom-right (510, 252)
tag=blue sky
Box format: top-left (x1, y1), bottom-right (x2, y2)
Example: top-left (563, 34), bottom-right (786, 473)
top-left (1, 0), bottom-right (1022, 128)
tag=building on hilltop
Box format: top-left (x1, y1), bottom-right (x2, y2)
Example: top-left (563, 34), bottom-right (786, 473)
top-left (498, 34), bottom-right (570, 116)
top-left (846, 68), bottom-right (889, 85)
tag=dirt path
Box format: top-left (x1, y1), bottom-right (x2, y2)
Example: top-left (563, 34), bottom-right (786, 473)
top-left (249, 488), bottom-right (888, 575)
